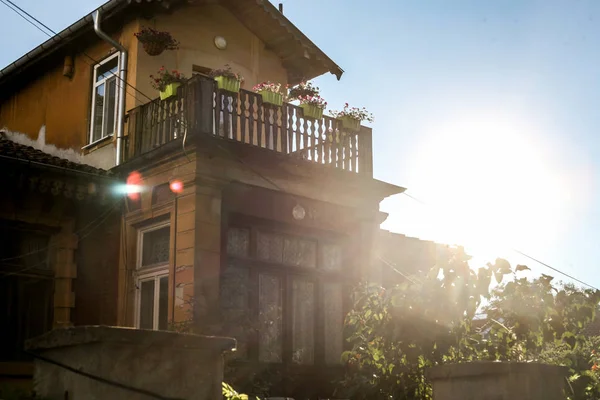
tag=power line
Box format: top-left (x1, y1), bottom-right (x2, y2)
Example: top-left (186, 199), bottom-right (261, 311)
top-left (1, 0), bottom-right (195, 160)
top-left (0, 0), bottom-right (52, 36)
top-left (0, 199), bottom-right (121, 265)
top-left (400, 190), bottom-right (600, 291)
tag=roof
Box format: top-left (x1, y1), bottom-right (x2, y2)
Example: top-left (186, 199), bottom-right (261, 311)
top-left (0, 0), bottom-right (343, 87)
top-left (0, 133), bottom-right (111, 177)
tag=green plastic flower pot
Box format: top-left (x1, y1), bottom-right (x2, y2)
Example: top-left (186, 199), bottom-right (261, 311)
top-left (258, 90), bottom-right (283, 106)
top-left (338, 115), bottom-right (360, 131)
top-left (300, 103), bottom-right (324, 120)
top-left (159, 82), bottom-right (181, 100)
top-left (215, 76), bottom-right (241, 93)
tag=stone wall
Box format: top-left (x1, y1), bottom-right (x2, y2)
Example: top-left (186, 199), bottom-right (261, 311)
top-left (26, 326), bottom-right (236, 400)
top-left (427, 362), bottom-right (569, 400)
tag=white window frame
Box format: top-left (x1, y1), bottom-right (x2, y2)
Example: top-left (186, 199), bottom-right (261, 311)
top-left (135, 221), bottom-right (171, 330)
top-left (88, 52), bottom-right (120, 146)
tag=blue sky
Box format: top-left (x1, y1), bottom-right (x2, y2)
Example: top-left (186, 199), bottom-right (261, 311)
top-left (1, 0), bottom-right (599, 287)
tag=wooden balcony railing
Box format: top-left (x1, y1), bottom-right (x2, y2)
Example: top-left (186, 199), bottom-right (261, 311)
top-left (123, 76), bottom-right (373, 176)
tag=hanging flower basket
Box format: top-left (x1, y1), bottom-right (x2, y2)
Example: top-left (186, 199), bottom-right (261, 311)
top-left (160, 82), bottom-right (181, 100)
top-left (143, 41), bottom-right (166, 56)
top-left (258, 90), bottom-right (283, 106)
top-left (215, 76), bottom-right (241, 93)
top-left (338, 115), bottom-right (360, 131)
top-left (135, 28), bottom-right (180, 57)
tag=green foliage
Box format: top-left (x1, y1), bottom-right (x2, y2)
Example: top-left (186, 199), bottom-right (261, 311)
top-left (223, 382), bottom-right (257, 400)
top-left (338, 250), bottom-right (600, 400)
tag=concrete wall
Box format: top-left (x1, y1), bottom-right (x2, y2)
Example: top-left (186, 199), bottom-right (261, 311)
top-left (427, 362), bottom-right (569, 400)
top-left (26, 326), bottom-right (236, 400)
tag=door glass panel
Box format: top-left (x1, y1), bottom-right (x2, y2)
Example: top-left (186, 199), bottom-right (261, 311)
top-left (227, 228), bottom-right (250, 257)
top-left (140, 280), bottom-right (155, 329)
top-left (321, 243), bottom-right (342, 271)
top-left (158, 276), bottom-right (169, 330)
top-left (257, 231), bottom-right (283, 263)
top-left (258, 274), bottom-right (282, 362)
top-left (283, 237), bottom-right (316, 268)
top-left (292, 279), bottom-right (314, 364)
top-left (220, 265), bottom-right (250, 358)
top-left (324, 283), bottom-right (344, 364)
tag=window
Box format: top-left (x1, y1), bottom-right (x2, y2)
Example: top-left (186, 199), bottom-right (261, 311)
top-left (0, 226), bottom-right (53, 361)
top-left (136, 223), bottom-right (170, 330)
top-left (89, 53), bottom-right (119, 144)
top-left (223, 225), bottom-right (346, 365)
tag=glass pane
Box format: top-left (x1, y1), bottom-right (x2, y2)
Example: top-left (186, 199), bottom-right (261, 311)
top-left (96, 57), bottom-right (118, 82)
top-left (158, 276), bottom-right (169, 330)
top-left (140, 280), bottom-right (155, 329)
top-left (227, 228), bottom-right (250, 257)
top-left (324, 283), bottom-right (344, 364)
top-left (257, 231), bottom-right (283, 263)
top-left (283, 237), bottom-right (316, 268)
top-left (142, 226), bottom-right (170, 267)
top-left (92, 83), bottom-right (105, 142)
top-left (220, 266), bottom-right (250, 358)
top-left (258, 275), bottom-right (282, 363)
top-left (104, 77), bottom-right (117, 137)
top-left (321, 243), bottom-right (342, 271)
top-left (292, 279), bottom-right (315, 364)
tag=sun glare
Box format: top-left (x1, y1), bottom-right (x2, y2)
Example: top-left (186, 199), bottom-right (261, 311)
top-left (399, 110), bottom-right (575, 263)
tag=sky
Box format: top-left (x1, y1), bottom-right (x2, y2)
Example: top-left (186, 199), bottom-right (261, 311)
top-left (1, 0), bottom-right (599, 288)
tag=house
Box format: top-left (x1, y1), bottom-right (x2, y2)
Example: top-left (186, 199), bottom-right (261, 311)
top-left (0, 0), bottom-right (407, 397)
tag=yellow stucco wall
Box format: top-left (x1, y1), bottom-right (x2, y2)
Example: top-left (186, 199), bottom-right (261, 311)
top-left (0, 19), bottom-right (140, 153)
top-left (132, 3), bottom-right (288, 106)
top-left (0, 3), bottom-right (288, 166)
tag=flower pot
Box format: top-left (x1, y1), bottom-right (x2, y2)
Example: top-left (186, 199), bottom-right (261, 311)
top-left (215, 76), bottom-right (241, 93)
top-left (300, 103), bottom-right (324, 120)
top-left (258, 90), bottom-right (283, 106)
top-left (159, 82), bottom-right (181, 100)
top-left (338, 115), bottom-right (361, 132)
top-left (142, 41), bottom-right (166, 56)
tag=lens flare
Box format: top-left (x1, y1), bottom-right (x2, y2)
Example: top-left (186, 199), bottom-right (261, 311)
top-left (125, 171), bottom-right (143, 201)
top-left (169, 179), bottom-right (184, 194)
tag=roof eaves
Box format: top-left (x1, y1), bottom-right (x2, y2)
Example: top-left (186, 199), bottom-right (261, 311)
top-left (253, 0), bottom-right (344, 80)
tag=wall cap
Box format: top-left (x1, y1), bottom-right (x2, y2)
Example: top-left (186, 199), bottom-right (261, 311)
top-left (25, 325), bottom-right (236, 353)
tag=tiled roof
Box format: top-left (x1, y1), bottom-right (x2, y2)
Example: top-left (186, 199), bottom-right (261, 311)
top-left (0, 134), bottom-right (111, 177)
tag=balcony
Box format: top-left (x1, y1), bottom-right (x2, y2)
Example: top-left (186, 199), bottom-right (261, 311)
top-left (123, 76), bottom-right (373, 176)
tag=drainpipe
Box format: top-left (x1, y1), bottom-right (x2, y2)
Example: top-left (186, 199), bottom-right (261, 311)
top-left (92, 10), bottom-right (127, 166)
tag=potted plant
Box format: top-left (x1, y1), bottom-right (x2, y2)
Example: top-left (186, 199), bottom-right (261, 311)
top-left (150, 67), bottom-right (187, 100)
top-left (210, 65), bottom-right (244, 93)
top-left (329, 103), bottom-right (374, 131)
top-left (288, 81), bottom-right (320, 100)
top-left (253, 81), bottom-right (283, 106)
top-left (298, 95), bottom-right (327, 120)
top-left (134, 27), bottom-right (179, 56)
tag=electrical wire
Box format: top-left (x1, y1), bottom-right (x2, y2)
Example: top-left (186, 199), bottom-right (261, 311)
top-left (0, 199), bottom-right (121, 264)
top-left (0, 0), bottom-right (52, 37)
top-left (400, 191), bottom-right (600, 291)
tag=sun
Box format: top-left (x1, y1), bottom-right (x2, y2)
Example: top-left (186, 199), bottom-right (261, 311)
top-left (395, 110), bottom-right (574, 263)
